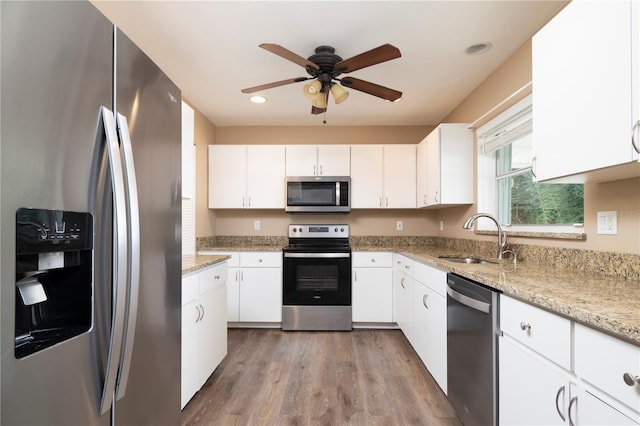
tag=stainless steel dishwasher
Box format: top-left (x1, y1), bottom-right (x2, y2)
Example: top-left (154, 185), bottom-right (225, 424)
top-left (446, 273), bottom-right (500, 426)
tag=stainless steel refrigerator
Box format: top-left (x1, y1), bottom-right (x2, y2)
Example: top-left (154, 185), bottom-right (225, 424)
top-left (1, 1), bottom-right (182, 424)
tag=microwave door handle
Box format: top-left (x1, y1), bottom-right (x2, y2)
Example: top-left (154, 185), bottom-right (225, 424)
top-left (336, 182), bottom-right (340, 206)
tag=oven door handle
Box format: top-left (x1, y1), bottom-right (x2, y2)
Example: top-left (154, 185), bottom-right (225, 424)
top-left (284, 252), bottom-right (351, 258)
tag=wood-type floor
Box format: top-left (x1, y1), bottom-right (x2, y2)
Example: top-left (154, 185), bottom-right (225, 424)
top-left (181, 328), bottom-right (461, 426)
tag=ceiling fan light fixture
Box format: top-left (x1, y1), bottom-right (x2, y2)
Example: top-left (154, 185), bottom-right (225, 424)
top-left (249, 95), bottom-right (267, 104)
top-left (330, 83), bottom-right (349, 104)
top-left (303, 80), bottom-right (322, 99)
top-left (311, 91), bottom-right (328, 109)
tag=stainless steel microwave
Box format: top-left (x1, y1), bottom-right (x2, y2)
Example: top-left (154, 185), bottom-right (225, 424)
top-left (285, 176), bottom-right (350, 213)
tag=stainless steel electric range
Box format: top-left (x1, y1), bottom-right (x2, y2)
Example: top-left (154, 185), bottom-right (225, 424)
top-left (282, 224), bottom-right (352, 331)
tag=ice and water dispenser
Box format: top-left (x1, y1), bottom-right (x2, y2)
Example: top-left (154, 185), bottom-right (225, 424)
top-left (15, 208), bottom-right (93, 358)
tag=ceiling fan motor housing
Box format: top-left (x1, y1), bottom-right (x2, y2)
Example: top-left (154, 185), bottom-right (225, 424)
top-left (306, 45), bottom-right (343, 89)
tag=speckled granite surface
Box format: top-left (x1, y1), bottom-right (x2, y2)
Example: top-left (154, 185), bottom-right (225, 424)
top-left (194, 235), bottom-right (640, 344)
top-left (182, 254), bottom-right (230, 275)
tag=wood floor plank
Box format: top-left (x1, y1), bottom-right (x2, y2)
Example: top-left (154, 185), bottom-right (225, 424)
top-left (182, 329), bottom-right (461, 426)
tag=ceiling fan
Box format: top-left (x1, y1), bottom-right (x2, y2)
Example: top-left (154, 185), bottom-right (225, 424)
top-left (241, 43), bottom-right (402, 115)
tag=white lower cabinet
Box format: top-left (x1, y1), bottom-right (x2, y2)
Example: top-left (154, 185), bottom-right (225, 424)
top-left (412, 262), bottom-right (447, 393)
top-left (499, 295), bottom-right (639, 425)
top-left (181, 262), bottom-right (228, 408)
top-left (352, 252), bottom-right (393, 323)
top-left (392, 254), bottom-right (447, 393)
top-left (198, 251), bottom-right (282, 323)
top-left (500, 335), bottom-right (574, 425)
top-left (393, 254), bottom-right (414, 340)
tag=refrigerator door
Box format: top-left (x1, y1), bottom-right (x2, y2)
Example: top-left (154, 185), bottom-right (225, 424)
top-left (112, 28), bottom-right (182, 426)
top-left (1, 2), bottom-right (114, 425)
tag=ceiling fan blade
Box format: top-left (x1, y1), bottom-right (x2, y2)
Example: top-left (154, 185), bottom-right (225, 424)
top-left (311, 105), bottom-right (327, 115)
top-left (259, 43), bottom-right (320, 70)
top-left (340, 77), bottom-right (402, 102)
top-left (241, 77), bottom-right (310, 93)
top-left (334, 44), bottom-right (401, 73)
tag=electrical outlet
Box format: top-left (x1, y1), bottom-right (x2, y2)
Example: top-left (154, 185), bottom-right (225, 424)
top-left (439, 220), bottom-right (444, 231)
top-left (254, 220), bottom-right (261, 231)
top-left (597, 211), bottom-right (617, 235)
top-left (396, 220), bottom-right (403, 231)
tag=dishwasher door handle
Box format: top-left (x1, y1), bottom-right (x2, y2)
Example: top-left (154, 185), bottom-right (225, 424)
top-left (447, 285), bottom-right (491, 314)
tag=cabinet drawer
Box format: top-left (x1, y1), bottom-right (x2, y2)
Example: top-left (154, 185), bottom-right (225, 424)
top-left (575, 323), bottom-right (640, 414)
top-left (413, 261), bottom-right (446, 297)
top-left (241, 252), bottom-right (282, 267)
top-left (352, 252), bottom-right (393, 267)
top-left (199, 263), bottom-right (227, 294)
top-left (500, 295), bottom-right (571, 369)
top-left (182, 273), bottom-right (199, 305)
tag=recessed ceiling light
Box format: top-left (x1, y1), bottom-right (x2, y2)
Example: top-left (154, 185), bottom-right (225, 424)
top-left (250, 95), bottom-right (267, 104)
top-left (466, 42), bottom-right (493, 55)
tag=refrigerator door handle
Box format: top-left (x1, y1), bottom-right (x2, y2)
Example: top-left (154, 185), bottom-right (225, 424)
top-left (114, 113), bottom-right (141, 401)
top-left (98, 106), bottom-right (130, 415)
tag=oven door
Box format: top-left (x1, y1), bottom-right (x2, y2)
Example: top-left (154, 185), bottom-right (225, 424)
top-left (283, 252), bottom-right (351, 305)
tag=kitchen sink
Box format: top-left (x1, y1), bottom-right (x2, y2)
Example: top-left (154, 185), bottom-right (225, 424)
top-left (438, 255), bottom-right (497, 264)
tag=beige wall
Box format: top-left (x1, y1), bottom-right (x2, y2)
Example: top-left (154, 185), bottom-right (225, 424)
top-left (190, 39), bottom-right (640, 255)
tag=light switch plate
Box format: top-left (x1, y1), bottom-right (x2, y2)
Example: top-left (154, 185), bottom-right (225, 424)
top-left (597, 211), bottom-right (617, 235)
top-left (254, 220), bottom-right (261, 231)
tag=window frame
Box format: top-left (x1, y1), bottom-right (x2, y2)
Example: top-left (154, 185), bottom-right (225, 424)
top-left (476, 95), bottom-right (585, 235)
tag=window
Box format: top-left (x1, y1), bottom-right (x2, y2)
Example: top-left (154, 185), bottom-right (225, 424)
top-left (477, 95), bottom-right (584, 233)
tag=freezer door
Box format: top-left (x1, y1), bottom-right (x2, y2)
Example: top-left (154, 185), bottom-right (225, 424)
top-left (112, 28), bottom-right (182, 426)
top-left (1, 2), bottom-right (114, 425)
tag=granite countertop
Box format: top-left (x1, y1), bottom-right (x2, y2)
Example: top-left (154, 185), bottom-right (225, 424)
top-left (374, 246), bottom-right (640, 346)
top-left (182, 254), bottom-right (230, 275)
top-left (195, 242), bottom-right (639, 345)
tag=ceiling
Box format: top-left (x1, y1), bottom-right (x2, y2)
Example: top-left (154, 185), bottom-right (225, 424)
top-left (91, 1), bottom-right (567, 127)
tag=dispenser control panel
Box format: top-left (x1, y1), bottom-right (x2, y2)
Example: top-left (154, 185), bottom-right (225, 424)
top-left (16, 208), bottom-right (93, 254)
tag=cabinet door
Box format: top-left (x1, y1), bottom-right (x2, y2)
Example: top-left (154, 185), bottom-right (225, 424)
top-left (197, 286), bottom-right (227, 387)
top-left (352, 267), bottom-right (393, 322)
top-left (246, 145), bottom-right (285, 208)
top-left (393, 271), bottom-right (414, 341)
top-left (416, 138), bottom-right (428, 207)
top-left (499, 336), bottom-right (571, 425)
top-left (413, 281), bottom-right (447, 393)
top-left (576, 388), bottom-right (637, 426)
top-left (181, 299), bottom-right (199, 408)
top-left (317, 145), bottom-right (350, 176)
top-left (240, 267), bottom-right (282, 322)
top-left (227, 267), bottom-right (240, 322)
top-left (383, 145), bottom-right (416, 208)
top-left (285, 145), bottom-right (317, 176)
top-left (532, 0), bottom-right (635, 181)
top-left (350, 145), bottom-right (383, 208)
top-left (425, 130), bottom-right (441, 206)
top-left (208, 145), bottom-right (246, 208)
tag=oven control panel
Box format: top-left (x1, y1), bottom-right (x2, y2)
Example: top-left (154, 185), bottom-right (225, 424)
top-left (288, 224), bottom-right (349, 238)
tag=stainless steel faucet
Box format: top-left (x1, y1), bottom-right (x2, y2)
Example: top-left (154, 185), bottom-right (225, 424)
top-left (463, 213), bottom-right (507, 260)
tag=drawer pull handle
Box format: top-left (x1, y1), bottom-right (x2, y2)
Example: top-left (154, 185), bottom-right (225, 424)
top-left (519, 322), bottom-right (531, 332)
top-left (422, 294), bottom-right (429, 309)
top-left (623, 373), bottom-right (640, 386)
top-left (214, 275), bottom-right (220, 280)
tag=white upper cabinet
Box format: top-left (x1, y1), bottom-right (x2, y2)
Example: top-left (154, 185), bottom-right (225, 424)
top-left (285, 145), bottom-right (350, 176)
top-left (350, 145), bottom-right (416, 208)
top-left (208, 145), bottom-right (285, 209)
top-left (417, 124), bottom-right (473, 208)
top-left (532, 0), bottom-right (640, 183)
top-left (181, 102), bottom-right (195, 199)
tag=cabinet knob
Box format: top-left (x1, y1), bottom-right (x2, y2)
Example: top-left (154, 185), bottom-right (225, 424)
top-left (623, 373), bottom-right (640, 386)
top-left (259, 258), bottom-right (263, 263)
top-left (519, 322), bottom-right (531, 332)
top-left (370, 258), bottom-right (375, 263)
